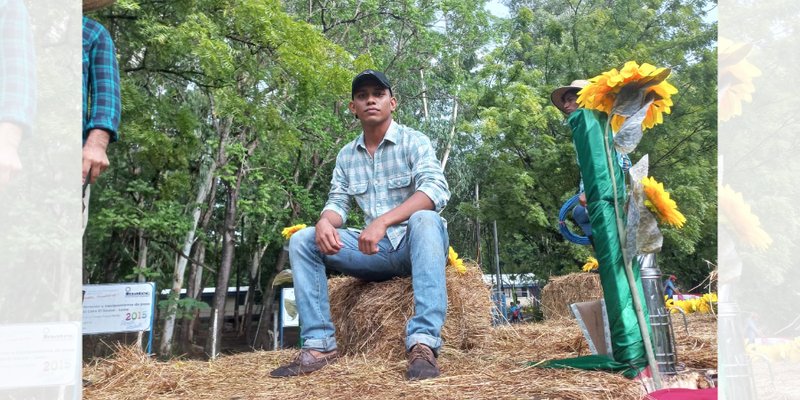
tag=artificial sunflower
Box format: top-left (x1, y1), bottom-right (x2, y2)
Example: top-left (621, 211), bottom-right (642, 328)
top-left (281, 223), bottom-right (307, 240)
top-left (641, 176), bottom-right (686, 228)
top-left (578, 61), bottom-right (678, 131)
top-left (447, 246), bottom-right (467, 274)
top-left (582, 256), bottom-right (599, 272)
top-left (719, 37), bottom-right (761, 122)
top-left (719, 184), bottom-right (772, 250)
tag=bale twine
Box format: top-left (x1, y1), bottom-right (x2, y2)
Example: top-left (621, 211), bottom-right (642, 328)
top-left (540, 272), bottom-right (604, 319)
top-left (328, 260), bottom-right (491, 359)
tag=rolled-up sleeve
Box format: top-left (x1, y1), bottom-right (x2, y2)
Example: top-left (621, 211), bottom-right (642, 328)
top-left (0, 0), bottom-right (36, 131)
top-left (85, 20), bottom-right (120, 141)
top-left (321, 151), bottom-right (351, 224)
top-left (409, 135), bottom-right (450, 212)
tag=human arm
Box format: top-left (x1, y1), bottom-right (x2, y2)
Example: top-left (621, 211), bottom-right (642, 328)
top-left (0, 123), bottom-right (22, 188)
top-left (0, 1), bottom-right (35, 189)
top-left (315, 210), bottom-right (344, 255)
top-left (82, 129), bottom-right (110, 184)
top-left (358, 132), bottom-right (449, 254)
top-left (358, 191), bottom-right (434, 254)
top-left (318, 151), bottom-right (351, 255)
top-left (83, 19), bottom-right (120, 184)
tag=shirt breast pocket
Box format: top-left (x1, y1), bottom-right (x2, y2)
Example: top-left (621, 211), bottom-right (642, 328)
top-left (387, 174), bottom-right (412, 190)
top-left (347, 181), bottom-right (369, 196)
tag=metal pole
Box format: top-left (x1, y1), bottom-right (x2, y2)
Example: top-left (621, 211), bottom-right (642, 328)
top-left (211, 309), bottom-right (218, 360)
top-left (475, 183), bottom-right (481, 265)
top-left (492, 220), bottom-right (501, 291)
top-left (491, 220), bottom-right (508, 323)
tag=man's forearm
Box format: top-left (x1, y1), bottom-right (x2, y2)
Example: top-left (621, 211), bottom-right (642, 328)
top-left (374, 191), bottom-right (434, 228)
top-left (319, 210), bottom-right (344, 228)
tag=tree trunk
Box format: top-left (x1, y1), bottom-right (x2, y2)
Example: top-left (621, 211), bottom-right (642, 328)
top-left (205, 137), bottom-right (257, 357)
top-left (254, 247), bottom-right (289, 349)
top-left (241, 243), bottom-right (267, 338)
top-left (180, 240), bottom-right (205, 354)
top-left (420, 68), bottom-right (429, 120)
top-left (158, 159), bottom-right (216, 356)
top-left (440, 98), bottom-right (459, 171)
top-left (135, 228), bottom-right (148, 351)
top-left (205, 178), bottom-right (241, 356)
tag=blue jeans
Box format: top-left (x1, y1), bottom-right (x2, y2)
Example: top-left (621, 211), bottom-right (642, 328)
top-left (572, 205), bottom-right (593, 237)
top-left (288, 210), bottom-right (449, 355)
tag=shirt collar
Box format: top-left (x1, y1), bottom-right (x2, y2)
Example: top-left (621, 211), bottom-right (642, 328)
top-left (355, 120), bottom-right (398, 151)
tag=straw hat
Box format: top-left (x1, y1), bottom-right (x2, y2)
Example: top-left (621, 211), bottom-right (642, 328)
top-left (550, 79), bottom-right (589, 113)
top-left (83, 0), bottom-right (116, 12)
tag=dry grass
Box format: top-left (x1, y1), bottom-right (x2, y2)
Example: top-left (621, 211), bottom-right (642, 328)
top-left (540, 273), bottom-right (604, 319)
top-left (84, 268), bottom-right (716, 400)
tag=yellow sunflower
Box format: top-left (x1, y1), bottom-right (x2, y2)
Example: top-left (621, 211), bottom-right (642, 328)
top-left (719, 184), bottom-right (772, 250)
top-left (577, 61), bottom-right (678, 131)
top-left (641, 176), bottom-right (686, 228)
top-left (447, 246), bottom-right (467, 274)
top-left (582, 256), bottom-right (599, 272)
top-left (719, 37), bottom-right (761, 122)
top-left (281, 223), bottom-right (307, 240)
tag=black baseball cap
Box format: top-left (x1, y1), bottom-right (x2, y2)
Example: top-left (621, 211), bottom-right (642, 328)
top-left (351, 69), bottom-right (392, 99)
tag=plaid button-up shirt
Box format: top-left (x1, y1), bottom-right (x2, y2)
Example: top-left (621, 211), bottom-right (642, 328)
top-left (83, 17), bottom-right (120, 142)
top-left (323, 121), bottom-right (450, 249)
top-left (0, 0), bottom-right (36, 130)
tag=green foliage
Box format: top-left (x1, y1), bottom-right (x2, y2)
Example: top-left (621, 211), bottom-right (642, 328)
top-left (158, 296), bottom-right (210, 321)
top-left (84, 0), bottom-right (717, 322)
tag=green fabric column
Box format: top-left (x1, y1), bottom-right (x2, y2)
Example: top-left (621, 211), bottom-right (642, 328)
top-left (571, 108), bottom-right (649, 375)
top-left (531, 109), bottom-right (649, 378)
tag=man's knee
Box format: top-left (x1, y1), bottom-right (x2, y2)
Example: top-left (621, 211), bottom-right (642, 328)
top-left (409, 210), bottom-right (441, 227)
top-left (288, 227), bottom-right (316, 254)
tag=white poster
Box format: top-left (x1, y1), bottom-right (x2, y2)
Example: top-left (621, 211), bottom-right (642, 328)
top-left (82, 283), bottom-right (156, 335)
top-left (281, 288), bottom-right (299, 327)
top-left (0, 322), bottom-right (80, 389)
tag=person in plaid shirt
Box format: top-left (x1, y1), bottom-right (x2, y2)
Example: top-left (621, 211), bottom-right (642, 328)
top-left (82, 15), bottom-right (120, 185)
top-left (0, 0), bottom-right (35, 189)
top-left (271, 70), bottom-right (450, 381)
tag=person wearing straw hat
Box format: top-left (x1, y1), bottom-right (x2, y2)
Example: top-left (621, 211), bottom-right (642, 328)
top-left (271, 70), bottom-right (450, 381)
top-left (552, 80), bottom-right (594, 245)
top-left (551, 79), bottom-right (631, 248)
top-left (82, 0), bottom-right (120, 230)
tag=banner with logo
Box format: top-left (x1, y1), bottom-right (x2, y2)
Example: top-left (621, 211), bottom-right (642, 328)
top-left (82, 283), bottom-right (156, 335)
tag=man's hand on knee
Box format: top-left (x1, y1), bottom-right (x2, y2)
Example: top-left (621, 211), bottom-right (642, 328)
top-left (315, 219), bottom-right (343, 255)
top-left (358, 218), bottom-right (388, 255)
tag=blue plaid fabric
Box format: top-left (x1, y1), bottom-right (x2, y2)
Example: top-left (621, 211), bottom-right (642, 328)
top-left (323, 121), bottom-right (450, 249)
top-left (0, 0), bottom-right (36, 130)
top-left (83, 17), bottom-right (120, 142)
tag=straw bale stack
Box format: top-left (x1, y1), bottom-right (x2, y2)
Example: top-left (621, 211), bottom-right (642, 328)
top-left (328, 260), bottom-right (491, 359)
top-left (540, 272), bottom-right (604, 319)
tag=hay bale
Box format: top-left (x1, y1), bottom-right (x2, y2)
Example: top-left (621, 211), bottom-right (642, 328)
top-left (540, 272), bottom-right (604, 319)
top-left (328, 260), bottom-right (491, 359)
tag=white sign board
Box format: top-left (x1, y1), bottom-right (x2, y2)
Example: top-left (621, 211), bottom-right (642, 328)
top-left (281, 288), bottom-right (299, 327)
top-left (0, 322), bottom-right (80, 389)
top-left (82, 283), bottom-right (156, 335)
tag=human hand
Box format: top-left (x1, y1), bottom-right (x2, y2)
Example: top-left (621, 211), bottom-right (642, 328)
top-left (0, 123), bottom-right (23, 190)
top-left (315, 218), bottom-right (343, 255)
top-left (82, 129), bottom-right (110, 184)
top-left (358, 218), bottom-right (387, 255)
top-left (579, 192), bottom-right (587, 207)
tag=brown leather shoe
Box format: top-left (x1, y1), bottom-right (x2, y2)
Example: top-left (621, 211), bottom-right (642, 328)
top-left (405, 344), bottom-right (440, 380)
top-left (270, 349), bottom-right (339, 378)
